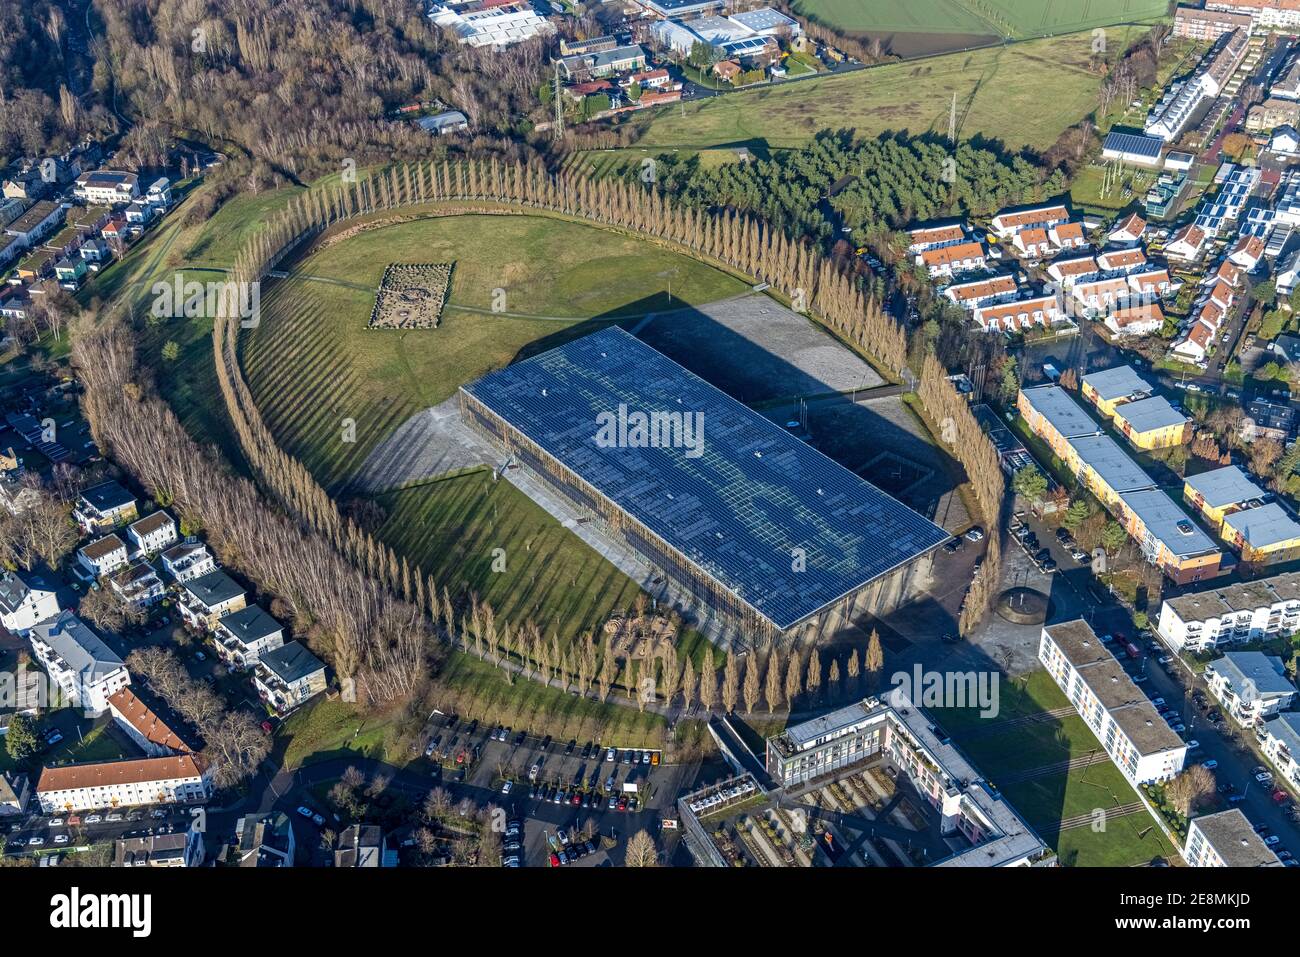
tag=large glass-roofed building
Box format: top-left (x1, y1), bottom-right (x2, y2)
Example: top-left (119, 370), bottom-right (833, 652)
top-left (461, 327), bottom-right (947, 639)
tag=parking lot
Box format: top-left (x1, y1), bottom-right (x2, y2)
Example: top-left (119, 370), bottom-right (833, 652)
top-left (413, 712), bottom-right (686, 867)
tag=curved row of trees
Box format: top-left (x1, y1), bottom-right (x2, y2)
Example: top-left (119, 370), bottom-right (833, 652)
top-left (81, 159), bottom-right (1003, 710)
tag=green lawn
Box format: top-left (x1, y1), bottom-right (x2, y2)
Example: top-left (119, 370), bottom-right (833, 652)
top-left (933, 666), bottom-right (1182, 866)
top-left (632, 28), bottom-right (1151, 156)
top-left (240, 212), bottom-right (750, 491)
top-left (279, 697), bottom-right (403, 770)
top-left (374, 469), bottom-right (646, 640)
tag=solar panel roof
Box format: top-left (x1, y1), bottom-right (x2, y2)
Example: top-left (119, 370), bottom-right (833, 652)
top-left (1103, 130), bottom-right (1164, 160)
top-left (463, 327), bottom-right (948, 631)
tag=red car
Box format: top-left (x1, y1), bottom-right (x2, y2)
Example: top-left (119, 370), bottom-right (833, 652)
top-left (549, 853), bottom-right (560, 868)
top-left (617, 796), bottom-right (628, 811)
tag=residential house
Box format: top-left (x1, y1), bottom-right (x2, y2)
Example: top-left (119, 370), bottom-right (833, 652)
top-left (989, 204), bottom-right (1070, 239)
top-left (1205, 651), bottom-right (1297, 727)
top-left (1112, 396), bottom-right (1190, 450)
top-left (76, 533), bottom-right (129, 579)
top-left (126, 510), bottom-right (178, 556)
top-left (1072, 275), bottom-right (1132, 317)
top-left (233, 813), bottom-right (295, 867)
top-left (1184, 465), bottom-right (1267, 529)
top-left (916, 239), bottom-right (986, 278)
top-left (1108, 212), bottom-right (1147, 245)
top-left (1221, 502), bottom-right (1300, 564)
top-left (36, 754), bottom-right (210, 813)
top-left (1229, 234), bottom-right (1267, 271)
top-left (1165, 223), bottom-right (1208, 261)
top-left (107, 687), bottom-right (194, 758)
top-left (73, 480), bottom-right (138, 534)
top-left (144, 178), bottom-right (172, 208)
top-left (1270, 124), bottom-right (1300, 155)
top-left (72, 170), bottom-right (140, 205)
top-left (114, 826), bottom-right (205, 867)
top-left (1174, 4), bottom-right (1252, 41)
top-left (109, 560), bottom-right (165, 607)
top-left (0, 570), bottom-right (60, 637)
top-left (123, 202), bottom-right (153, 226)
top-left (335, 824), bottom-right (398, 867)
top-left (1046, 254), bottom-right (1098, 289)
top-left (213, 605), bottom-right (285, 669)
top-left (1106, 301), bottom-right (1165, 337)
top-left (3, 201), bottom-right (63, 251)
top-left (1096, 248), bottom-right (1147, 273)
top-left (0, 772), bottom-right (30, 817)
top-left (178, 570), bottom-right (246, 630)
top-left (29, 611), bottom-right (131, 715)
top-left (160, 541), bottom-right (216, 584)
top-left (942, 274), bottom-right (1018, 309)
top-left (1117, 489), bottom-right (1223, 585)
top-left (971, 293), bottom-right (1060, 332)
top-left (253, 641), bottom-right (328, 714)
top-left (1184, 809), bottom-right (1283, 867)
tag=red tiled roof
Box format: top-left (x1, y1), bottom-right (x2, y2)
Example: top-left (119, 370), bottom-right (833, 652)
top-left (37, 755), bottom-right (206, 793)
top-left (107, 687), bottom-right (193, 755)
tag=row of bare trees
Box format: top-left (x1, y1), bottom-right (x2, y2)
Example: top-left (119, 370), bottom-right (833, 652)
top-left (72, 318), bottom-right (433, 706)
top-left (125, 646), bottom-right (269, 789)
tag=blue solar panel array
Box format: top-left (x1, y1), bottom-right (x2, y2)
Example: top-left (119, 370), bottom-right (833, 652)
top-left (463, 327), bottom-right (949, 630)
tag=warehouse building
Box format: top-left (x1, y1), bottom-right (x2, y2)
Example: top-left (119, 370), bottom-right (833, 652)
top-left (461, 327), bottom-right (948, 642)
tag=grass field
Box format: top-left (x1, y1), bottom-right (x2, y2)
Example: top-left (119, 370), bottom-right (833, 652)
top-left (932, 668), bottom-right (1180, 867)
top-left (241, 212), bottom-right (750, 490)
top-left (790, 0), bottom-right (1167, 39)
top-left (374, 470), bottom-right (646, 640)
top-left (632, 27), bottom-right (1149, 156)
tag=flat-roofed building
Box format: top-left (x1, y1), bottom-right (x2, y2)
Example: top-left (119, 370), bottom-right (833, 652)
top-left (178, 570), bottom-right (246, 630)
top-left (214, 604), bottom-right (285, 669)
top-left (1157, 570), bottom-right (1300, 652)
top-left (462, 327), bottom-right (947, 641)
top-left (1039, 620), bottom-right (1187, 784)
top-left (1112, 395), bottom-right (1191, 449)
top-left (1261, 711), bottom-right (1300, 790)
top-left (1016, 385), bottom-right (1103, 469)
top-left (765, 691), bottom-right (1049, 866)
top-left (1184, 465), bottom-right (1267, 529)
top-left (1116, 489), bottom-right (1222, 585)
top-left (1221, 502), bottom-right (1300, 564)
top-left (1082, 365), bottom-right (1155, 419)
top-left (1185, 809), bottom-right (1284, 867)
top-left (1205, 651), bottom-right (1297, 726)
top-left (1072, 433), bottom-right (1158, 507)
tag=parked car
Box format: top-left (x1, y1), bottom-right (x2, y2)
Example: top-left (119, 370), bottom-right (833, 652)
top-left (606, 747), bottom-right (617, 762)
top-left (964, 526), bottom-right (984, 542)
top-left (54, 834), bottom-right (69, 845)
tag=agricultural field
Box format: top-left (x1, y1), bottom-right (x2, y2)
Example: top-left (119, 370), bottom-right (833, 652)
top-left (791, 0), bottom-right (995, 37)
top-left (790, 0), bottom-right (1167, 40)
top-left (633, 27), bottom-right (1151, 157)
top-left (239, 212), bottom-right (750, 490)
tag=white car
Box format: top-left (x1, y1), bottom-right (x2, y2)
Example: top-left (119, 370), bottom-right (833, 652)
top-left (28, 836), bottom-right (44, 846)
top-left (84, 814), bottom-right (102, 824)
top-left (1256, 772), bottom-right (1274, 783)
top-left (964, 526), bottom-right (985, 542)
top-left (501, 780), bottom-right (513, 795)
top-left (1202, 759), bottom-right (1218, 770)
top-left (48, 818), bottom-right (63, 827)
top-left (54, 834), bottom-right (69, 845)
top-left (1186, 740), bottom-right (1200, 751)
top-left (1266, 834), bottom-right (1282, 846)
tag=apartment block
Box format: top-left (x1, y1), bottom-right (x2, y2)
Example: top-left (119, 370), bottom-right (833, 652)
top-left (1039, 620), bottom-right (1187, 784)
